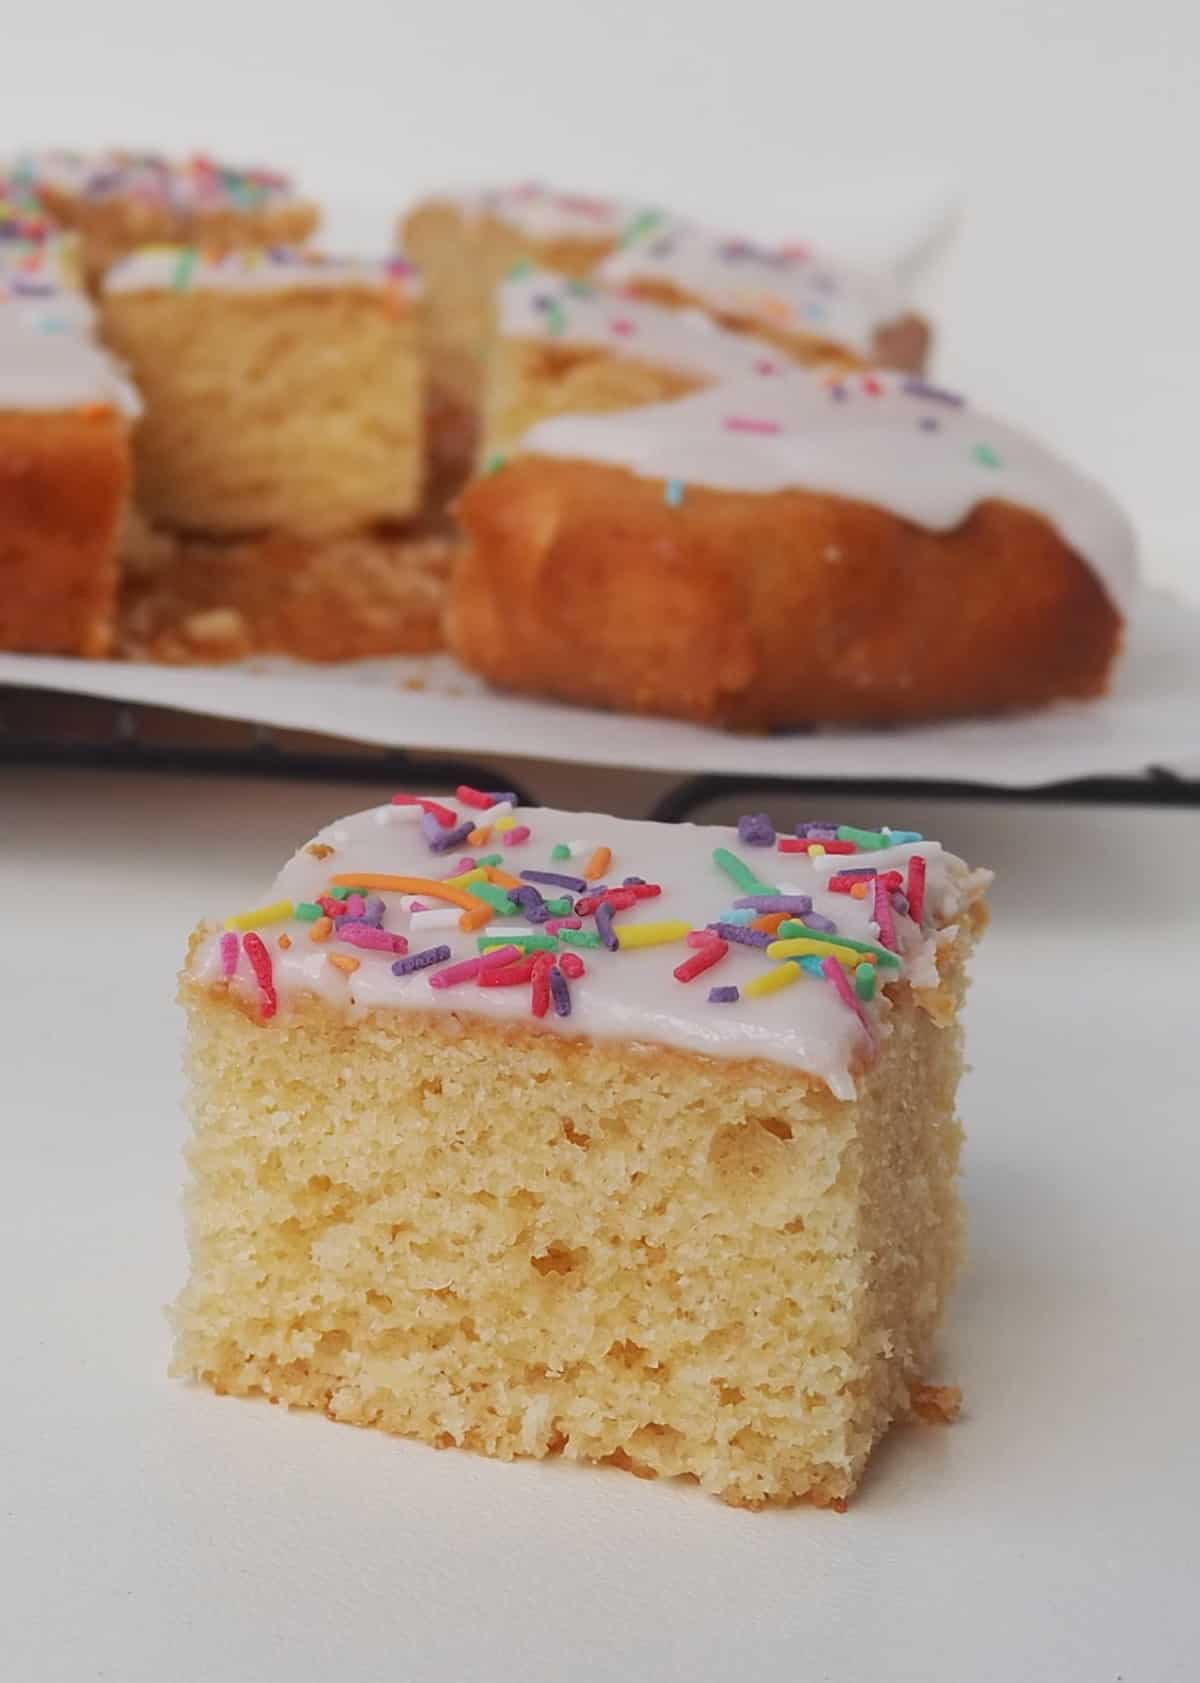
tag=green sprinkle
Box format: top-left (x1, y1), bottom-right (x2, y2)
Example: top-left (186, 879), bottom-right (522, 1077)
top-left (712, 846), bottom-right (777, 898)
top-left (835, 824), bottom-right (891, 851)
top-left (776, 921), bottom-right (901, 967)
top-left (972, 442), bottom-right (1002, 468)
top-left (294, 901), bottom-right (323, 922)
top-left (855, 962), bottom-right (877, 1002)
top-left (171, 247), bottom-right (198, 290)
top-left (619, 208), bottom-right (664, 247)
top-left (468, 881), bottom-right (518, 915)
top-left (483, 452), bottom-right (507, 475)
top-left (544, 300), bottom-right (567, 335)
top-left (558, 927), bottom-right (602, 949)
top-left (566, 278), bottom-right (596, 297)
top-left (328, 885), bottom-right (364, 901)
top-left (544, 896), bottom-right (572, 916)
top-left (475, 853), bottom-right (503, 867)
top-left (507, 257), bottom-right (534, 280)
top-left (550, 843), bottom-right (571, 861)
top-left (477, 934), bottom-right (558, 953)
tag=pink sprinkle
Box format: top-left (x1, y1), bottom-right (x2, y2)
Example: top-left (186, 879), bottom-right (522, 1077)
top-left (219, 931), bottom-right (239, 977)
top-left (479, 944), bottom-right (522, 969)
top-left (338, 925), bottom-right (408, 954)
top-left (545, 916), bottom-right (583, 934)
top-left (559, 952), bottom-right (586, 979)
top-left (409, 900), bottom-right (428, 913)
top-left (820, 954), bottom-right (875, 1043)
top-left (686, 929), bottom-right (722, 948)
top-left (872, 877), bottom-right (898, 951)
top-left (429, 957), bottom-right (483, 989)
top-left (344, 893), bottom-right (366, 918)
top-left (501, 826), bottom-right (531, 847)
top-left (906, 855), bottom-right (927, 925)
top-left (439, 856), bottom-right (476, 879)
top-left (610, 317), bottom-right (635, 336)
top-left (723, 415), bottom-right (782, 435)
top-left (753, 358), bottom-right (780, 376)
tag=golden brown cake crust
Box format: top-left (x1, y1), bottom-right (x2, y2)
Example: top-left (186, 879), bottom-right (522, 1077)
top-left (450, 457), bottom-right (1123, 729)
top-left (0, 406), bottom-right (130, 656)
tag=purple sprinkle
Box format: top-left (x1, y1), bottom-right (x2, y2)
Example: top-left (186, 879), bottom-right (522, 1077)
top-left (520, 869), bottom-right (587, 893)
top-left (511, 885), bottom-right (551, 924)
top-left (732, 894), bottom-right (812, 914)
top-left (707, 922), bottom-right (772, 948)
top-left (794, 822), bottom-right (838, 839)
top-left (219, 931), bottom-right (239, 977)
top-left (736, 812), bottom-right (776, 847)
top-left (836, 867), bottom-right (877, 881)
top-left (901, 376), bottom-right (965, 408)
top-left (622, 876), bottom-right (647, 886)
top-left (391, 944), bottom-right (452, 977)
top-left (487, 790), bottom-right (519, 805)
top-left (428, 819), bottom-right (475, 855)
top-left (362, 895), bottom-right (386, 927)
top-left (419, 809), bottom-right (443, 846)
top-left (595, 900), bottom-right (619, 951)
top-left (801, 911), bottom-right (838, 933)
top-left (891, 892), bottom-right (910, 916)
top-left (548, 966), bottom-right (572, 1017)
top-left (708, 985), bottom-right (740, 1004)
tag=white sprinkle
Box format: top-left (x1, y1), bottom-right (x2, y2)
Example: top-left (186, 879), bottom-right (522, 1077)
top-left (375, 802), bottom-right (422, 825)
top-left (565, 838), bottom-right (596, 858)
top-left (478, 800), bottom-right (514, 823)
top-left (809, 841), bottom-right (942, 875)
top-left (482, 925), bottom-right (528, 941)
top-left (409, 907), bottom-right (460, 932)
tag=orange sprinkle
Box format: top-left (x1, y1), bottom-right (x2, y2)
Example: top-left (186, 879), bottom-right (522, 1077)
top-left (327, 953), bottom-right (360, 975)
top-left (850, 883), bottom-right (870, 900)
top-left (583, 846), bottom-right (611, 882)
top-left (277, 933), bottom-right (292, 950)
top-left (750, 912), bottom-right (788, 934)
top-left (76, 401), bottom-right (113, 419)
top-left (328, 871), bottom-right (493, 933)
top-left (309, 916), bottom-right (333, 942)
top-left (484, 865), bottom-right (522, 891)
top-left (468, 826), bottom-right (491, 846)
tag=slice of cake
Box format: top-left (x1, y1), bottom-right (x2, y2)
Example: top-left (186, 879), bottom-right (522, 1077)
top-left (481, 265), bottom-right (796, 462)
top-left (173, 796), bottom-right (990, 1508)
top-left (401, 185), bottom-right (635, 476)
top-left (598, 214), bottom-right (929, 372)
top-left (451, 368), bottom-right (1135, 727)
top-left (101, 247), bottom-right (423, 538)
top-left (0, 218), bottom-right (140, 655)
top-left (10, 149), bottom-right (319, 286)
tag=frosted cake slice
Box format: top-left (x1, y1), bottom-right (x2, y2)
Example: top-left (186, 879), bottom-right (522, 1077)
top-left (173, 796), bottom-right (990, 1508)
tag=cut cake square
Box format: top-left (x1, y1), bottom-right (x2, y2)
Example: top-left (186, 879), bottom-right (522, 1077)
top-left (173, 796), bottom-right (989, 1508)
top-left (100, 247), bottom-right (423, 538)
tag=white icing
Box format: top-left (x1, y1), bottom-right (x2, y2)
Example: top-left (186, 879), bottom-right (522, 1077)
top-left (7, 149), bottom-right (301, 211)
top-left (188, 800), bottom-right (985, 1102)
top-left (0, 309), bottom-right (140, 416)
top-left (497, 267), bottom-right (792, 381)
top-left (103, 246), bottom-right (420, 298)
top-left (599, 216), bottom-right (911, 356)
top-left (0, 235), bottom-right (94, 335)
top-left (441, 184), bottom-right (635, 242)
top-left (516, 369), bottom-right (1139, 614)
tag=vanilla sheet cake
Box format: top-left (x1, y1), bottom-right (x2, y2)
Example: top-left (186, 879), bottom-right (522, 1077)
top-left (174, 796), bottom-right (990, 1507)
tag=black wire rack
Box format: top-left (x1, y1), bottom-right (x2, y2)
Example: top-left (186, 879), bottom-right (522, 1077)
top-left (1, 685), bottom-right (1197, 822)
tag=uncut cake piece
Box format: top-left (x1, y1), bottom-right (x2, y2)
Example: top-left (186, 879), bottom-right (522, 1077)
top-left (101, 246), bottom-right (423, 537)
top-left (174, 795), bottom-right (990, 1508)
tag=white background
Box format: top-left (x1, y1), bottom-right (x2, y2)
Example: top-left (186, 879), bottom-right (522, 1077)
top-left (4, 0), bottom-right (1199, 599)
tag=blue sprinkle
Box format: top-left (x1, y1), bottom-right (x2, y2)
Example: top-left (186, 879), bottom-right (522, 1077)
top-left (664, 478), bottom-right (686, 507)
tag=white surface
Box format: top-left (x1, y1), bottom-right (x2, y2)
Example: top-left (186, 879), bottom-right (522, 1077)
top-left (2, 589), bottom-right (1198, 783)
top-left (1, 767), bottom-right (1196, 1683)
top-left (4, 0), bottom-right (1199, 603)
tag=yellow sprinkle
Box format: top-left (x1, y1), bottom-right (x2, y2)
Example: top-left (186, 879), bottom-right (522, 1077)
top-left (327, 953), bottom-right (360, 975)
top-left (583, 845), bottom-right (612, 882)
top-left (807, 843), bottom-right (826, 857)
top-left (224, 899), bottom-right (293, 931)
top-left (468, 826), bottom-right (491, 846)
top-left (614, 920), bottom-right (692, 950)
top-left (766, 937), bottom-right (871, 970)
top-left (442, 866), bottom-right (489, 889)
top-left (494, 816), bottom-right (516, 833)
top-left (744, 962), bottom-right (802, 998)
top-left (309, 916), bottom-right (333, 943)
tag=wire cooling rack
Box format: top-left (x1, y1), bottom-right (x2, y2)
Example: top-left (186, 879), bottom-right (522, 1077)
top-left (2, 685), bottom-right (1196, 821)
